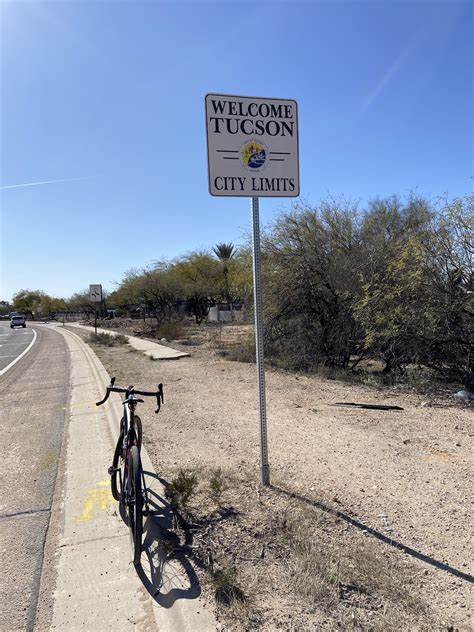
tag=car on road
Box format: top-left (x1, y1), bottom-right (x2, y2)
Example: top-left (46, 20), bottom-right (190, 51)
top-left (10, 315), bottom-right (26, 328)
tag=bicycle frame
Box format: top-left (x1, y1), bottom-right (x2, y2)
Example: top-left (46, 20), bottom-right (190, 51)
top-left (119, 391), bottom-right (150, 514)
top-left (97, 378), bottom-right (163, 513)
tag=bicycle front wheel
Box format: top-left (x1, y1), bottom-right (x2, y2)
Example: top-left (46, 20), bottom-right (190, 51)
top-left (133, 415), bottom-right (143, 451)
top-left (127, 445), bottom-right (143, 565)
top-left (110, 433), bottom-right (124, 502)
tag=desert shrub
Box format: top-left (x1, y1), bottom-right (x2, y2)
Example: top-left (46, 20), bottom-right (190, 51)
top-left (263, 194), bottom-right (473, 388)
top-left (155, 320), bottom-right (184, 341)
top-left (114, 333), bottom-right (129, 345)
top-left (225, 337), bottom-right (256, 363)
top-left (208, 328), bottom-right (223, 348)
top-left (212, 564), bottom-right (246, 606)
top-left (165, 469), bottom-right (198, 510)
top-left (89, 332), bottom-right (129, 346)
top-left (209, 467), bottom-right (225, 497)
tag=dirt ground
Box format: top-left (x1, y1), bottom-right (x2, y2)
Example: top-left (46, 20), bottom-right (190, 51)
top-left (71, 321), bottom-right (473, 631)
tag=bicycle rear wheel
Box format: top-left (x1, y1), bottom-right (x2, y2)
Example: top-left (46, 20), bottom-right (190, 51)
top-left (127, 445), bottom-right (143, 565)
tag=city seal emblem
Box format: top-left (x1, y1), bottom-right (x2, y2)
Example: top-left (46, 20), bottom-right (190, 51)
top-left (240, 140), bottom-right (268, 171)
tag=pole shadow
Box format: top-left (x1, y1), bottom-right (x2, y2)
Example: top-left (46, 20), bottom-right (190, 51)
top-left (270, 485), bottom-right (473, 584)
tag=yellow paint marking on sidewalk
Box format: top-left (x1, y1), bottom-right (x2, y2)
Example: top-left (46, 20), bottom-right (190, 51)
top-left (64, 399), bottom-right (110, 410)
top-left (76, 479), bottom-right (115, 523)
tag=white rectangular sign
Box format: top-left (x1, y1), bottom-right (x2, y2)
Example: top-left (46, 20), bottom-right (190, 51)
top-left (205, 93), bottom-right (299, 197)
top-left (89, 284), bottom-right (102, 302)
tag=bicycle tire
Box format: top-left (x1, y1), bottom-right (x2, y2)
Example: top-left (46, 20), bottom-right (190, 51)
top-left (128, 445), bottom-right (143, 565)
top-left (110, 433), bottom-right (124, 502)
top-left (133, 415), bottom-right (143, 452)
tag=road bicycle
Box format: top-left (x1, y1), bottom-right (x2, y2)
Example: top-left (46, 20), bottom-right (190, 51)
top-left (96, 377), bottom-right (164, 565)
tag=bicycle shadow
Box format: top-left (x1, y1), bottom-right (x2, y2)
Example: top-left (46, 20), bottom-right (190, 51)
top-left (131, 471), bottom-right (203, 607)
top-left (271, 485), bottom-right (474, 584)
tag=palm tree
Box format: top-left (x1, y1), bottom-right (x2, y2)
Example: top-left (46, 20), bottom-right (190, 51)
top-left (213, 242), bottom-right (236, 304)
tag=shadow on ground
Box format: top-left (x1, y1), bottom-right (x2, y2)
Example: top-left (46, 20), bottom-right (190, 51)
top-left (121, 471), bottom-right (202, 607)
top-left (118, 468), bottom-right (240, 609)
top-left (271, 485), bottom-right (474, 584)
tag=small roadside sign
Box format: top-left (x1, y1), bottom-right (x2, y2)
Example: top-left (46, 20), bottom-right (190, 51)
top-left (89, 284), bottom-right (102, 302)
top-left (205, 93), bottom-right (299, 197)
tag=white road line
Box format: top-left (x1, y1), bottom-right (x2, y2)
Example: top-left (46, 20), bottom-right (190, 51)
top-left (0, 329), bottom-right (37, 376)
top-left (0, 332), bottom-right (33, 336)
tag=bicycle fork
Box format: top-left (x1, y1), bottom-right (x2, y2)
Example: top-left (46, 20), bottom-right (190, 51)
top-left (141, 466), bottom-right (150, 516)
top-left (108, 451), bottom-right (150, 515)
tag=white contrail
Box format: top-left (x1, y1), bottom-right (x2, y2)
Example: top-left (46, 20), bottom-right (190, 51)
top-left (0, 177), bottom-right (90, 190)
top-left (360, 13), bottom-right (438, 115)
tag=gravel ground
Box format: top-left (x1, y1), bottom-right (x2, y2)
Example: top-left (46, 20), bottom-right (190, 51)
top-left (69, 323), bottom-right (473, 630)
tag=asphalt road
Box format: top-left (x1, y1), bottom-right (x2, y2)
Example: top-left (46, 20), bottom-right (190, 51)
top-left (0, 323), bottom-right (69, 631)
top-left (0, 321), bottom-right (36, 373)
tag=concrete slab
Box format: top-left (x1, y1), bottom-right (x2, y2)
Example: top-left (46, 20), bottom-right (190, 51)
top-left (50, 327), bottom-right (215, 631)
top-left (68, 323), bottom-right (190, 361)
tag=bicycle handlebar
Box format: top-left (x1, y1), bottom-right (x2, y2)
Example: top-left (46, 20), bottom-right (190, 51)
top-left (96, 377), bottom-right (164, 413)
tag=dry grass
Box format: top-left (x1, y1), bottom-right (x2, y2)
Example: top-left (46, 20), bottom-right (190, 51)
top-left (88, 332), bottom-right (129, 346)
top-left (159, 466), bottom-right (434, 631)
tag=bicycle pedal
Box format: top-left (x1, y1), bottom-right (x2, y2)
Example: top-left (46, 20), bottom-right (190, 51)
top-left (108, 466), bottom-right (119, 476)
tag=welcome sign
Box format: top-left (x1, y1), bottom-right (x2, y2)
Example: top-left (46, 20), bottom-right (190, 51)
top-left (205, 93), bottom-right (299, 197)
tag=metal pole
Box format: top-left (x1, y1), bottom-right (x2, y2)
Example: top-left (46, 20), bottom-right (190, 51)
top-left (251, 197), bottom-right (270, 486)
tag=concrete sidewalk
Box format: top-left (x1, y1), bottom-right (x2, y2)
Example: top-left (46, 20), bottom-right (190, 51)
top-left (69, 322), bottom-right (190, 361)
top-left (49, 325), bottom-right (215, 631)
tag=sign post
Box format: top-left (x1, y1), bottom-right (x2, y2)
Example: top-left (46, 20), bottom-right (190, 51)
top-left (205, 93), bottom-right (299, 486)
top-left (89, 284), bottom-right (102, 337)
top-left (251, 196), bottom-right (270, 485)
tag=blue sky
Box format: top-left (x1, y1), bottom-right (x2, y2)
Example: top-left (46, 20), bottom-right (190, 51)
top-left (1, 0), bottom-right (472, 301)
